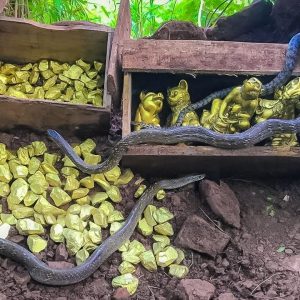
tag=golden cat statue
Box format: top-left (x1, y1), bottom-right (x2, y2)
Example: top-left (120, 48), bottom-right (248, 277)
top-left (167, 80), bottom-right (200, 126)
top-left (134, 91), bottom-right (164, 131)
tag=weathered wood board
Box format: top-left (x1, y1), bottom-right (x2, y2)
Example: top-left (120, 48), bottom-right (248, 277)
top-left (122, 145), bottom-right (300, 178)
top-left (0, 16), bottom-right (112, 64)
top-left (0, 17), bottom-right (113, 134)
top-left (122, 39), bottom-right (300, 75)
top-left (0, 96), bottom-right (110, 135)
top-left (107, 0), bottom-right (131, 106)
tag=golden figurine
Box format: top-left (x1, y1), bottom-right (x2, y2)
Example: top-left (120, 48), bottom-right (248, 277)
top-left (134, 91), bottom-right (164, 131)
top-left (167, 80), bottom-right (200, 126)
top-left (201, 77), bottom-right (262, 133)
top-left (255, 77), bottom-right (300, 146)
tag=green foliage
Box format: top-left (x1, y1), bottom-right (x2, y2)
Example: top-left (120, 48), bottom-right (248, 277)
top-left (27, 0), bottom-right (98, 23)
top-left (4, 0), bottom-right (266, 38)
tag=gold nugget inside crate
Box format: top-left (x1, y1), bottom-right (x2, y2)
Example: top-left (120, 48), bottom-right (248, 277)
top-left (121, 39), bottom-right (300, 178)
top-left (0, 17), bottom-right (114, 135)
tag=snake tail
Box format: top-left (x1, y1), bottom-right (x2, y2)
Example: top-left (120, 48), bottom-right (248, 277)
top-left (0, 174), bottom-right (204, 285)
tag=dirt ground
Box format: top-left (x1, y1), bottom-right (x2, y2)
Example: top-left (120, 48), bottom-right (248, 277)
top-left (0, 130), bottom-right (299, 300)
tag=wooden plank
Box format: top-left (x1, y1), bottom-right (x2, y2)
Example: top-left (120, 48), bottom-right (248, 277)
top-left (103, 32), bottom-right (113, 109)
top-left (107, 0), bottom-right (131, 106)
top-left (122, 73), bottom-right (132, 136)
top-left (122, 39), bottom-right (300, 75)
top-left (0, 96), bottom-right (110, 135)
top-left (122, 145), bottom-right (300, 178)
top-left (0, 16), bottom-right (112, 63)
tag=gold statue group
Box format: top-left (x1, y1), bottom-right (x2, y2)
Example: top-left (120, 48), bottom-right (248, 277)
top-left (134, 77), bottom-right (300, 146)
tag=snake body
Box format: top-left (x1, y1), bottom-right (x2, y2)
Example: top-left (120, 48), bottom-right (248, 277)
top-left (176, 33), bottom-right (300, 126)
top-left (48, 118), bottom-right (300, 174)
top-left (0, 174), bottom-right (204, 285)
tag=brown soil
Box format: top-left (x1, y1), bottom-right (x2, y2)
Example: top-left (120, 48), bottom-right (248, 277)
top-left (0, 130), bottom-right (299, 300)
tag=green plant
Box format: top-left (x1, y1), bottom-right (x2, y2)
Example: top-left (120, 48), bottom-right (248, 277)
top-left (3, 0), bottom-right (260, 38)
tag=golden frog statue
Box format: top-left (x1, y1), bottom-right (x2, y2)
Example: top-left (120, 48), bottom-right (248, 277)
top-left (255, 77), bottom-right (300, 146)
top-left (201, 77), bottom-right (262, 133)
top-left (167, 80), bottom-right (200, 126)
top-left (134, 91), bottom-right (164, 131)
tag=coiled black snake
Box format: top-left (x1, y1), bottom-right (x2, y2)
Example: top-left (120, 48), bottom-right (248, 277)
top-left (0, 174), bottom-right (204, 285)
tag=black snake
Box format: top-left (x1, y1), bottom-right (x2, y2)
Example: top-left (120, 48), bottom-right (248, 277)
top-left (175, 33), bottom-right (300, 126)
top-left (48, 118), bottom-right (300, 174)
top-left (0, 174), bottom-right (204, 285)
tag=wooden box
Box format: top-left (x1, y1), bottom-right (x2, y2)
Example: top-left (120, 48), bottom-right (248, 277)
top-left (0, 16), bottom-right (113, 136)
top-left (121, 39), bottom-right (300, 178)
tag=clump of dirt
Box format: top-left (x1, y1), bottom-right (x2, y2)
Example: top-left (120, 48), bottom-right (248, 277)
top-left (0, 130), bottom-right (299, 299)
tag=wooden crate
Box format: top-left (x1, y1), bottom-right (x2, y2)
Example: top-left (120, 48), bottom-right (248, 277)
top-left (121, 39), bottom-right (300, 177)
top-left (0, 16), bottom-right (113, 136)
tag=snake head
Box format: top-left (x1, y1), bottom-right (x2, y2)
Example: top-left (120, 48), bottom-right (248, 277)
top-left (159, 174), bottom-right (205, 190)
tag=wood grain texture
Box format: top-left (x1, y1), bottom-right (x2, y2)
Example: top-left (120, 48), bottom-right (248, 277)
top-left (0, 16), bottom-right (112, 63)
top-left (122, 39), bottom-right (300, 74)
top-left (122, 73), bottom-right (132, 137)
top-left (0, 96), bottom-right (110, 134)
top-left (107, 0), bottom-right (131, 106)
top-left (122, 145), bottom-right (300, 178)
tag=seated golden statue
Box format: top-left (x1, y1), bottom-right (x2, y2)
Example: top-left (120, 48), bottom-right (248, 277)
top-left (201, 77), bottom-right (262, 134)
top-left (134, 91), bottom-right (164, 131)
top-left (255, 77), bottom-right (300, 146)
top-left (167, 80), bottom-right (200, 126)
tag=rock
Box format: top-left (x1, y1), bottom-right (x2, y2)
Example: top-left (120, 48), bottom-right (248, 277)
top-left (55, 298), bottom-right (67, 300)
top-left (47, 261), bottom-right (74, 269)
top-left (179, 279), bottom-right (215, 300)
top-left (265, 261), bottom-right (279, 272)
top-left (271, 0), bottom-right (300, 41)
top-left (282, 255), bottom-right (300, 273)
top-left (257, 245), bottom-right (264, 252)
top-left (112, 288), bottom-right (131, 300)
top-left (170, 194), bottom-right (182, 207)
top-left (284, 248), bottom-right (294, 254)
top-left (55, 243), bottom-right (69, 261)
top-left (0, 293), bottom-right (7, 300)
top-left (8, 235), bottom-right (25, 243)
top-left (91, 278), bottom-right (110, 297)
top-left (175, 215), bottom-right (230, 258)
top-left (200, 180), bottom-right (240, 228)
top-left (14, 270), bottom-right (31, 285)
top-left (222, 259), bottom-right (230, 268)
top-left (242, 279), bottom-right (254, 289)
top-left (206, 0), bottom-right (272, 41)
top-left (218, 293), bottom-right (237, 300)
top-left (294, 233), bottom-right (300, 241)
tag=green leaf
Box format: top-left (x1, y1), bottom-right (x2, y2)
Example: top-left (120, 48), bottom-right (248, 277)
top-left (276, 245), bottom-right (286, 253)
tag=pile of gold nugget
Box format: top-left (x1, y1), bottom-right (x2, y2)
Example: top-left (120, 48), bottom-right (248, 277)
top-left (0, 139), bottom-right (188, 295)
top-left (0, 59), bottom-right (104, 106)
